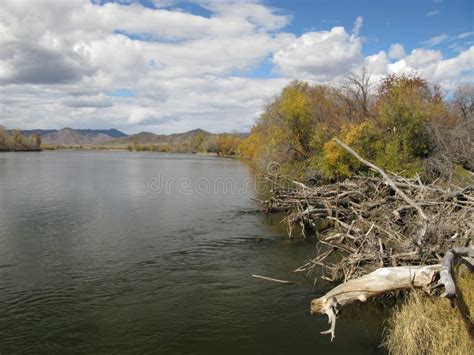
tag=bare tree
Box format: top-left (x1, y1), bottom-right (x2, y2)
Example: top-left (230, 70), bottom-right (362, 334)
top-left (452, 84), bottom-right (474, 121)
top-left (343, 65), bottom-right (373, 119)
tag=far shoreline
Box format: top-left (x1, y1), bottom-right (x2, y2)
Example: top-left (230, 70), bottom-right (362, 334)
top-left (0, 149), bottom-right (42, 153)
top-left (35, 145), bottom-right (234, 158)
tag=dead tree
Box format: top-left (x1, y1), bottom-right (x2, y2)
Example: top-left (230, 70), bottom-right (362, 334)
top-left (310, 248), bottom-right (473, 341)
top-left (343, 65), bottom-right (373, 119)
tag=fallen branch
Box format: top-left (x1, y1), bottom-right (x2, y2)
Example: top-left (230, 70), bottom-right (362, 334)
top-left (334, 138), bottom-right (428, 221)
top-left (252, 274), bottom-right (299, 284)
top-left (310, 248), bottom-right (473, 341)
top-left (432, 247), bottom-right (474, 299)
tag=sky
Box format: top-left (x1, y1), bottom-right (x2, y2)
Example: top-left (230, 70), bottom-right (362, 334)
top-left (0, 0), bottom-right (473, 134)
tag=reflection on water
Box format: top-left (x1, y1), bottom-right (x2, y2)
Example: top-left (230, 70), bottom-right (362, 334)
top-left (0, 151), bottom-right (386, 354)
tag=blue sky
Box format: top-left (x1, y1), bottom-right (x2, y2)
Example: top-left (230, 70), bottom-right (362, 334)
top-left (273, 0), bottom-right (472, 55)
top-left (0, 0), bottom-right (473, 133)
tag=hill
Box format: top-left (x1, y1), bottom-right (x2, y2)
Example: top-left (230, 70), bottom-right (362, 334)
top-left (103, 128), bottom-right (213, 147)
top-left (20, 128), bottom-right (128, 146)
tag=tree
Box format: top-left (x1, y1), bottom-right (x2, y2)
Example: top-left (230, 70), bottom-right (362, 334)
top-left (342, 65), bottom-right (373, 120)
top-left (203, 136), bottom-right (218, 154)
top-left (34, 133), bottom-right (41, 147)
top-left (11, 129), bottom-right (23, 149)
top-left (373, 74), bottom-right (443, 173)
top-left (452, 84), bottom-right (474, 121)
top-left (238, 127), bottom-right (263, 161)
top-left (277, 82), bottom-right (313, 158)
top-left (0, 125), bottom-right (8, 150)
top-left (190, 132), bottom-right (206, 153)
top-left (215, 134), bottom-right (242, 156)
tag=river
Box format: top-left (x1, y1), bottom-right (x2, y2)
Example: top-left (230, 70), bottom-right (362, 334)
top-left (0, 151), bottom-right (385, 354)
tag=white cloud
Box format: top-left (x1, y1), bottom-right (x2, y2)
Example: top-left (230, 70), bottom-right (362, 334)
top-left (388, 43), bottom-right (406, 60)
top-left (388, 46), bottom-right (474, 89)
top-left (62, 94), bottom-right (113, 108)
top-left (422, 34), bottom-right (450, 47)
top-left (366, 51), bottom-right (389, 76)
top-left (457, 31), bottom-right (474, 39)
top-left (352, 16), bottom-right (363, 36)
top-left (0, 0), bottom-right (291, 85)
top-left (128, 108), bottom-right (159, 124)
top-left (202, 2), bottom-right (291, 32)
top-left (426, 10), bottom-right (440, 17)
top-left (405, 48), bottom-right (443, 67)
top-left (272, 18), bottom-right (364, 80)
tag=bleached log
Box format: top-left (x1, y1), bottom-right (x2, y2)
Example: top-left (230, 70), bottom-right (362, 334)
top-left (310, 265), bottom-right (441, 341)
top-left (310, 247), bottom-right (474, 342)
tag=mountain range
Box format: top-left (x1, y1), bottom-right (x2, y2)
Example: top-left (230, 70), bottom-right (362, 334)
top-left (19, 128), bottom-right (127, 146)
top-left (17, 127), bottom-right (246, 147)
top-left (102, 128), bottom-right (215, 147)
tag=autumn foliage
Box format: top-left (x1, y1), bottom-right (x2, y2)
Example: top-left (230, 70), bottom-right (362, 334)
top-left (0, 126), bottom-right (42, 151)
top-left (239, 74), bottom-right (473, 180)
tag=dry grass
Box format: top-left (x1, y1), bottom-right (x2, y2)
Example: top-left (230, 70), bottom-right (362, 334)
top-left (457, 271), bottom-right (474, 320)
top-left (384, 269), bottom-right (473, 355)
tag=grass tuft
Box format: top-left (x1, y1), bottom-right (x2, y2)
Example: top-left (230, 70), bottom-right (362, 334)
top-left (384, 269), bottom-right (473, 355)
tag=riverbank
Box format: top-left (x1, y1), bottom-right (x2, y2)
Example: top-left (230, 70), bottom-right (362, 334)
top-left (258, 140), bottom-right (473, 349)
top-left (39, 145), bottom-right (231, 157)
top-left (0, 148), bottom-right (42, 152)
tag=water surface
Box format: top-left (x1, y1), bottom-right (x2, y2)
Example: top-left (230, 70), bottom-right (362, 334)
top-left (0, 151), bottom-right (385, 354)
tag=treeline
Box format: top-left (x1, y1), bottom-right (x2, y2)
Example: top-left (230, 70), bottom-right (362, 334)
top-left (0, 126), bottom-right (42, 151)
top-left (127, 132), bottom-right (244, 156)
top-left (238, 72), bottom-right (473, 181)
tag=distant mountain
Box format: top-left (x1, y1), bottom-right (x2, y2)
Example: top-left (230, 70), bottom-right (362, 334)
top-left (75, 128), bottom-right (127, 138)
top-left (16, 129), bottom-right (57, 136)
top-left (103, 128), bottom-right (214, 147)
top-left (19, 128), bottom-right (128, 146)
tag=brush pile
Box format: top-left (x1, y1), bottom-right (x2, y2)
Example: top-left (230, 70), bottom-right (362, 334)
top-left (260, 140), bottom-right (473, 283)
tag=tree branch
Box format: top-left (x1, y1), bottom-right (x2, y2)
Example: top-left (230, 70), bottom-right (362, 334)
top-left (334, 138), bottom-right (428, 221)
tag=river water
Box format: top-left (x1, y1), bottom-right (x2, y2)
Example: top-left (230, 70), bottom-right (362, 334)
top-left (0, 151), bottom-right (385, 354)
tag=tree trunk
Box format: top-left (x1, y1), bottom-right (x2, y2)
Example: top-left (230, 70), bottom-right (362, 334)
top-left (310, 248), bottom-right (473, 341)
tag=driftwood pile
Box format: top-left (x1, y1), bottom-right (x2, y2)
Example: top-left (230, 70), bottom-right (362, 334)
top-left (258, 139), bottom-right (473, 341)
top-left (261, 139), bottom-right (473, 283)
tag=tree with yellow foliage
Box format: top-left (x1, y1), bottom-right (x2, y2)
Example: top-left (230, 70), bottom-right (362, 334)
top-left (240, 73), bottom-right (463, 180)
